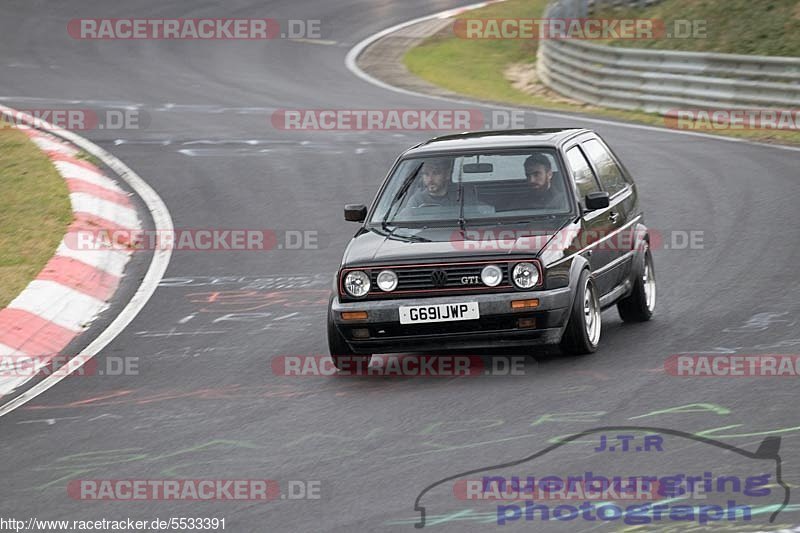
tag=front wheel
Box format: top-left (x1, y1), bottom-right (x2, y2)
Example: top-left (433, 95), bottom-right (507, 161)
top-left (560, 269), bottom-right (601, 355)
top-left (617, 244), bottom-right (656, 322)
top-left (327, 313), bottom-right (372, 371)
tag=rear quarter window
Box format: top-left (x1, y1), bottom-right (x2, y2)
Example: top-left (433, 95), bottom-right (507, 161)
top-left (582, 139), bottom-right (628, 196)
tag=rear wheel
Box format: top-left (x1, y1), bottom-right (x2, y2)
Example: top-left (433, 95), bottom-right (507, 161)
top-left (327, 312), bottom-right (372, 371)
top-left (560, 269), bottom-right (601, 355)
top-left (617, 244), bottom-right (656, 322)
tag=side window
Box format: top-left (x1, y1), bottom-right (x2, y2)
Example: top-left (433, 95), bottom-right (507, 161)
top-left (582, 139), bottom-right (628, 196)
top-left (565, 146), bottom-right (600, 201)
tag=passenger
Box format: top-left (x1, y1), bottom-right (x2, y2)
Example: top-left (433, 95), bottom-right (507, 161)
top-left (502, 154), bottom-right (563, 211)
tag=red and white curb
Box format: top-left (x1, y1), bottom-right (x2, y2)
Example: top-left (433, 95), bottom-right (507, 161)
top-left (0, 125), bottom-right (139, 397)
top-left (0, 106), bottom-right (172, 418)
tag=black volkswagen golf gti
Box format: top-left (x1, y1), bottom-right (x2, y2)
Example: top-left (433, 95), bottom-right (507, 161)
top-left (328, 129), bottom-right (656, 369)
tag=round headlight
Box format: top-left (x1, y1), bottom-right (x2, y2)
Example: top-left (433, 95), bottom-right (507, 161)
top-left (512, 262), bottom-right (540, 289)
top-left (376, 270), bottom-right (398, 292)
top-left (344, 270), bottom-right (371, 297)
top-left (481, 264), bottom-right (503, 287)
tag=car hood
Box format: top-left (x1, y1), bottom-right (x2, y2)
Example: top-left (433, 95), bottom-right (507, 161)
top-left (342, 218), bottom-right (573, 266)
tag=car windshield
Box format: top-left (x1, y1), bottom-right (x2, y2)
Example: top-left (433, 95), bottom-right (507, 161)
top-left (369, 150), bottom-right (572, 227)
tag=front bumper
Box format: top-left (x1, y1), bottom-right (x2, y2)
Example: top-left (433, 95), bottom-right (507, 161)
top-left (330, 288), bottom-right (572, 354)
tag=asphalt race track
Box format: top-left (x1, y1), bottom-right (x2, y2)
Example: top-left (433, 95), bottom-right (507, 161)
top-left (1, 1), bottom-right (799, 531)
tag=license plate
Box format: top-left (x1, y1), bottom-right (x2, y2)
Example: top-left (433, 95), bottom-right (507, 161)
top-left (399, 302), bottom-right (479, 324)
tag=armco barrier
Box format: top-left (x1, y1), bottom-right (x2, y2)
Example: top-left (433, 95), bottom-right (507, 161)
top-left (537, 0), bottom-right (800, 114)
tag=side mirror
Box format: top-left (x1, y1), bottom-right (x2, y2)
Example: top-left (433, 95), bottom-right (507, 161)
top-left (344, 204), bottom-right (367, 222)
top-left (584, 191), bottom-right (610, 211)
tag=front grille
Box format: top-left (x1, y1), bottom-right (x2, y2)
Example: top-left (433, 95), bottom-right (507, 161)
top-left (371, 264), bottom-right (509, 292)
top-left (367, 262), bottom-right (513, 296)
top-left (339, 259), bottom-right (542, 300)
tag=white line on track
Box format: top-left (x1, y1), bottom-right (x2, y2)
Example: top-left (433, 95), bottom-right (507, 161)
top-left (0, 105), bottom-right (174, 417)
top-left (344, 3), bottom-right (800, 154)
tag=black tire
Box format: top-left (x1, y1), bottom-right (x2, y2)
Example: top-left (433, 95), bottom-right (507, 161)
top-left (327, 312), bottom-right (372, 372)
top-left (560, 269), bottom-right (601, 355)
top-left (617, 244), bottom-right (656, 322)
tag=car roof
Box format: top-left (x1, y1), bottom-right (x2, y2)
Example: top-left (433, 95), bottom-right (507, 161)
top-left (403, 128), bottom-right (591, 156)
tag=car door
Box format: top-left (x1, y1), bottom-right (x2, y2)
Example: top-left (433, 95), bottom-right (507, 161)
top-left (563, 144), bottom-right (617, 297)
top-left (581, 137), bottom-right (637, 287)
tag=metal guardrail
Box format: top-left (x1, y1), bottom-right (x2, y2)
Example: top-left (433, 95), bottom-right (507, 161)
top-left (546, 0), bottom-right (662, 18)
top-left (588, 0), bottom-right (662, 13)
top-left (537, 0), bottom-right (800, 114)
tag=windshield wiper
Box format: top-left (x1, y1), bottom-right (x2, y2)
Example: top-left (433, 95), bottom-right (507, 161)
top-left (381, 161), bottom-right (424, 229)
top-left (374, 225), bottom-right (432, 242)
top-left (390, 230), bottom-right (432, 243)
top-left (490, 218), bottom-right (533, 226)
top-left (488, 214), bottom-right (562, 226)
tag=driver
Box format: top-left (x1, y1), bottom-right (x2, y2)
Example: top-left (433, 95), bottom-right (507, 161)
top-left (407, 159), bottom-right (459, 208)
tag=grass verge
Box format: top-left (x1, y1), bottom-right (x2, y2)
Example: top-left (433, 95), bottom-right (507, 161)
top-left (403, 0), bottom-right (800, 145)
top-left (0, 122), bottom-right (72, 308)
top-left (596, 0), bottom-right (800, 56)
